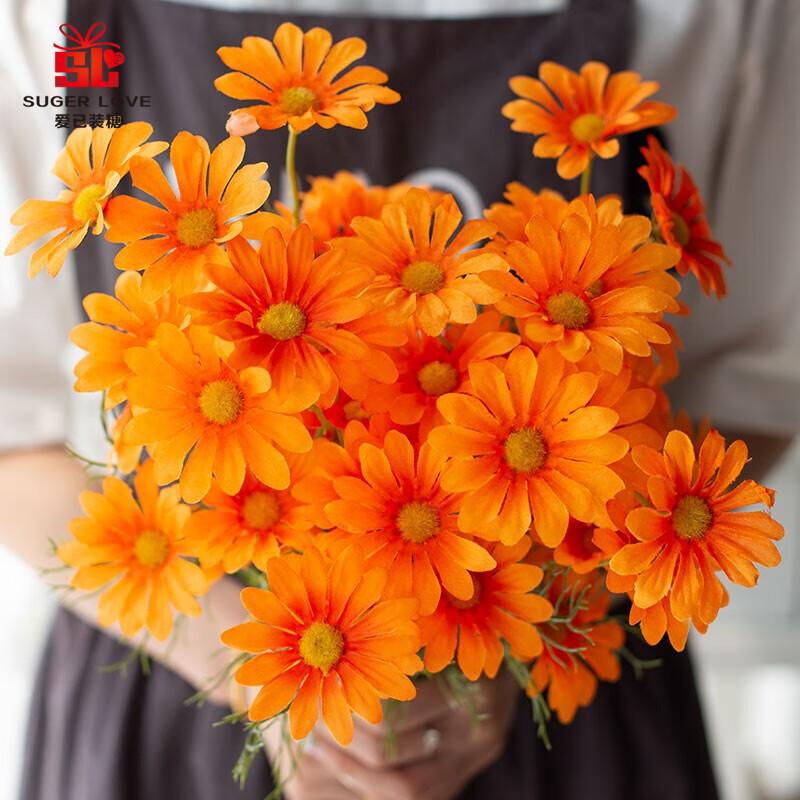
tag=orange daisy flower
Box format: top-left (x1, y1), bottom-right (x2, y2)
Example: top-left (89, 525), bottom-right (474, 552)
top-left (628, 596), bottom-right (714, 653)
top-left (486, 184), bottom-right (625, 249)
top-left (639, 135), bottom-right (731, 299)
top-left (6, 122), bottom-right (165, 277)
top-left (594, 491), bottom-right (725, 652)
top-left (222, 545), bottom-right (421, 745)
top-left (420, 537), bottom-right (553, 680)
top-left (503, 61), bottom-right (676, 180)
top-left (323, 431), bottom-right (496, 615)
top-left (485, 184), bottom-right (570, 246)
top-left (364, 311), bottom-right (520, 438)
top-left (528, 571), bottom-right (624, 723)
top-left (552, 519), bottom-right (604, 574)
top-left (104, 133), bottom-right (270, 301)
top-left (322, 300), bottom-right (406, 404)
top-left (70, 271), bottom-right (187, 409)
top-left (215, 23), bottom-right (400, 135)
top-left (301, 171), bottom-right (413, 250)
top-left (58, 460), bottom-right (208, 641)
top-left (340, 188), bottom-right (506, 336)
top-left (291, 420), bottom-right (386, 532)
top-left (583, 359), bottom-right (661, 491)
top-left (185, 457), bottom-right (317, 574)
top-left (430, 345), bottom-right (628, 547)
top-left (627, 320), bottom-right (688, 392)
top-left (609, 429), bottom-right (783, 625)
top-left (122, 323), bottom-right (315, 503)
top-left (109, 404), bottom-right (142, 475)
top-left (482, 212), bottom-right (681, 374)
top-left (184, 224), bottom-right (376, 407)
top-left (593, 493), bottom-right (645, 594)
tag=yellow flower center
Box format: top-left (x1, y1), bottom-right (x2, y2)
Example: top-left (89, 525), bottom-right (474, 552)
top-left (670, 212), bottom-right (691, 247)
top-left (72, 183), bottom-right (107, 224)
top-left (134, 528), bottom-right (170, 569)
top-left (299, 621), bottom-right (345, 674)
top-left (417, 361), bottom-right (459, 396)
top-left (198, 379), bottom-right (244, 425)
top-left (447, 577), bottom-right (482, 610)
top-left (396, 501), bottom-right (440, 544)
top-left (546, 291), bottom-right (591, 330)
top-left (279, 86), bottom-right (318, 116)
top-left (570, 113), bottom-right (606, 143)
top-left (241, 491), bottom-right (281, 530)
top-left (672, 495), bottom-right (713, 540)
top-left (176, 208), bottom-right (218, 248)
top-left (504, 427), bottom-right (547, 473)
top-left (401, 260), bottom-right (445, 295)
top-left (258, 302), bottom-right (307, 340)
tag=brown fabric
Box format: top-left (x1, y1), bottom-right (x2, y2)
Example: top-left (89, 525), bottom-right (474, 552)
top-left (20, 1), bottom-right (719, 797)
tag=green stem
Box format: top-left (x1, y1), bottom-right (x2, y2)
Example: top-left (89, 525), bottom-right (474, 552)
top-left (285, 128), bottom-right (300, 225)
top-left (579, 157), bottom-right (594, 196)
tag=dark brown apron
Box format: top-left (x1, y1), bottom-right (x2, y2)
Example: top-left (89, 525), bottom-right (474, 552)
top-left (20, 1), bottom-right (719, 797)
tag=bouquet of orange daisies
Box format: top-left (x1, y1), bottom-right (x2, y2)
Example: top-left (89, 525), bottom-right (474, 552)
top-left (8, 19), bottom-right (783, 773)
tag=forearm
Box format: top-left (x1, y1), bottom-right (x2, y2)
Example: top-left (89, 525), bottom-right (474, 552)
top-left (65, 563), bottom-right (246, 707)
top-left (0, 447), bottom-right (87, 572)
top-left (0, 446), bottom-right (244, 706)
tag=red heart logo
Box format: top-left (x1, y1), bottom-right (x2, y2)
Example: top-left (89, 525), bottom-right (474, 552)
top-left (104, 49), bottom-right (125, 68)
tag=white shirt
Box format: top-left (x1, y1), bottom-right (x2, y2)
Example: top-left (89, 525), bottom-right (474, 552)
top-left (2, 0), bottom-right (798, 456)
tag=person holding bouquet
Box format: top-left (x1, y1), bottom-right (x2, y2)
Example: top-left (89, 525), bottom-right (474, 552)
top-left (1, 1), bottom-right (796, 799)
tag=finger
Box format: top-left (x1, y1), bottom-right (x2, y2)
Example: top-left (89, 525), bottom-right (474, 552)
top-left (364, 677), bottom-right (456, 735)
top-left (315, 715), bottom-right (445, 768)
top-left (310, 737), bottom-right (448, 800)
top-left (286, 753), bottom-right (359, 800)
top-left (311, 704), bottom-right (512, 800)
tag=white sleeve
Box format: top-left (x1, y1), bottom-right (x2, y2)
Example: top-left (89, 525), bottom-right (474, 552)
top-left (633, 0), bottom-right (800, 435)
top-left (0, 0), bottom-right (81, 452)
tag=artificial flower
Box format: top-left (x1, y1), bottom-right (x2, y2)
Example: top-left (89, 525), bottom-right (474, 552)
top-left (290, 419), bottom-right (385, 532)
top-left (321, 300), bottom-right (405, 404)
top-left (364, 311), bottom-right (519, 438)
top-left (340, 188), bottom-right (506, 336)
top-left (109, 404), bottom-right (142, 474)
top-left (430, 345), bottom-right (628, 546)
top-left (420, 537), bottom-right (553, 680)
top-left (485, 183), bottom-right (570, 245)
top-left (528, 571), bottom-right (624, 723)
top-left (58, 460), bottom-right (208, 641)
top-left (639, 135), bottom-right (730, 298)
top-left (609, 430), bottom-right (783, 624)
top-left (184, 224), bottom-right (376, 407)
top-left (222, 545), bottom-right (421, 745)
top-left (215, 23), bottom-right (399, 134)
top-left (324, 431), bottom-right (496, 615)
top-left (185, 458), bottom-right (317, 573)
top-left (122, 323), bottom-right (315, 503)
top-left (71, 271), bottom-right (187, 409)
top-left (301, 171), bottom-right (413, 249)
top-left (6, 122), bottom-right (165, 277)
top-left (105, 133), bottom-right (270, 300)
top-left (482, 211), bottom-right (681, 373)
top-left (503, 61), bottom-right (676, 179)
top-left (552, 519), bottom-right (604, 574)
